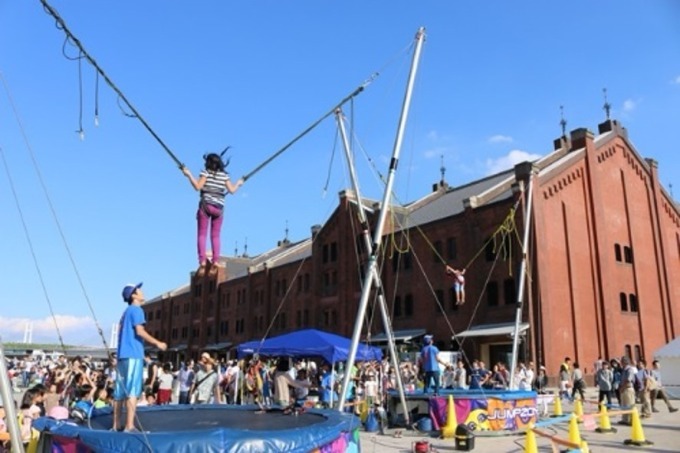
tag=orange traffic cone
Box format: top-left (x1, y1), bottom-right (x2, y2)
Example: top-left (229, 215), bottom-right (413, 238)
top-left (573, 398), bottom-right (584, 422)
top-left (551, 395), bottom-right (563, 417)
top-left (440, 395), bottom-right (457, 439)
top-left (624, 408), bottom-right (653, 446)
top-left (523, 426), bottom-right (538, 453)
top-left (595, 402), bottom-right (617, 433)
top-left (568, 414), bottom-right (582, 446)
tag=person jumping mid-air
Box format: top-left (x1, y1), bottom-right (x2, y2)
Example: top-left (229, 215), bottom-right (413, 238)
top-left (182, 151), bottom-right (243, 275)
top-left (446, 265), bottom-right (466, 304)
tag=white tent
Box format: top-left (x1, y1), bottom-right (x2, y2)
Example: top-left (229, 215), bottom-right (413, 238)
top-left (654, 337), bottom-right (680, 397)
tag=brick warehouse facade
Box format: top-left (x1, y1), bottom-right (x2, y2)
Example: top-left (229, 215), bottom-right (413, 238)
top-left (143, 119), bottom-right (680, 379)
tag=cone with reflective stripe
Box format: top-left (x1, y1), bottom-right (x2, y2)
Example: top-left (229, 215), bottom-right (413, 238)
top-left (595, 402), bottom-right (617, 433)
top-left (551, 394), bottom-right (563, 417)
top-left (624, 407), bottom-right (653, 446)
top-left (568, 414), bottom-right (582, 446)
top-left (441, 395), bottom-right (457, 439)
top-left (523, 426), bottom-right (538, 453)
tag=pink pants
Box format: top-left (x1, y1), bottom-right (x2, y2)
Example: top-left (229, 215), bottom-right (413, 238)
top-left (197, 203), bottom-right (223, 264)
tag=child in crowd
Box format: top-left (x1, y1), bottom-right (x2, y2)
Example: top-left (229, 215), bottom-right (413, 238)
top-left (182, 151), bottom-right (244, 274)
top-left (43, 384), bottom-right (61, 415)
top-left (93, 386), bottom-right (111, 409)
top-left (156, 363), bottom-right (174, 405)
top-left (20, 388), bottom-right (42, 445)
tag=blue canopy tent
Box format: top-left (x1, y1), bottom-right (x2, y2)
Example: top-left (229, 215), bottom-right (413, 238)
top-left (236, 328), bottom-right (382, 364)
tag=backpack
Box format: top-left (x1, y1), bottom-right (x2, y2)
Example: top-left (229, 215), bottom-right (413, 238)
top-left (632, 372), bottom-right (643, 392)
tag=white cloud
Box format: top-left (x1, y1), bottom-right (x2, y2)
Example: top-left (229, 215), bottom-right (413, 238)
top-left (426, 130), bottom-right (440, 141)
top-left (485, 149), bottom-right (541, 175)
top-left (488, 134), bottom-right (513, 144)
top-left (423, 146), bottom-right (449, 159)
top-left (0, 315), bottom-right (95, 341)
top-left (622, 99), bottom-right (636, 112)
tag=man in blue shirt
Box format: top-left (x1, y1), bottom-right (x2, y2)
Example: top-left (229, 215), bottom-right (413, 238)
top-left (419, 335), bottom-right (450, 395)
top-left (113, 282), bottom-right (167, 432)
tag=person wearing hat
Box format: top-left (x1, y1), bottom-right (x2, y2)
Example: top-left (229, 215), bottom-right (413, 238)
top-left (418, 334), bottom-right (450, 395)
top-left (190, 353), bottom-right (221, 404)
top-left (113, 282), bottom-right (167, 432)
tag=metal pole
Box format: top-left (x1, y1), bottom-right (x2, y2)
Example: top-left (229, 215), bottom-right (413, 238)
top-left (338, 27), bottom-right (426, 413)
top-left (0, 337), bottom-right (26, 453)
top-left (509, 176), bottom-right (534, 389)
top-left (241, 75), bottom-right (376, 183)
top-left (334, 110), bottom-right (410, 422)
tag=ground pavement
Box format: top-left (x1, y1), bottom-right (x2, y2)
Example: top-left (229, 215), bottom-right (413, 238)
top-left (358, 390), bottom-right (680, 453)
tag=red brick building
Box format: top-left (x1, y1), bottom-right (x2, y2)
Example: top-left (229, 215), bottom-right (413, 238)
top-left (144, 119), bottom-right (679, 378)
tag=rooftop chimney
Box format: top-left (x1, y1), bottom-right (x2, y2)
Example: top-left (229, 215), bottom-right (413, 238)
top-left (311, 224), bottom-right (321, 239)
top-left (597, 119), bottom-right (628, 139)
top-left (569, 127), bottom-right (594, 152)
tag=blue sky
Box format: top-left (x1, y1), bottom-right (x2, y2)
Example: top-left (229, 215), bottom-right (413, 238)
top-left (1, 1), bottom-right (679, 346)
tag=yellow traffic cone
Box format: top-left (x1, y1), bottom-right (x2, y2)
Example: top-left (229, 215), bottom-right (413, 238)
top-left (624, 408), bottom-right (653, 446)
top-left (440, 395), bottom-right (457, 439)
top-left (595, 402), bottom-right (617, 433)
top-left (580, 440), bottom-right (590, 453)
top-left (573, 398), bottom-right (584, 422)
top-left (523, 426), bottom-right (538, 453)
top-left (551, 394), bottom-right (563, 417)
top-left (568, 414), bottom-right (582, 446)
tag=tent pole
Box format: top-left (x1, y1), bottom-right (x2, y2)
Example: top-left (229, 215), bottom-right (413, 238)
top-left (337, 27), bottom-right (425, 420)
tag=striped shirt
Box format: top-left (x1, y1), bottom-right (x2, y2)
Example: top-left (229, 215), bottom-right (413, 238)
top-left (199, 170), bottom-right (230, 207)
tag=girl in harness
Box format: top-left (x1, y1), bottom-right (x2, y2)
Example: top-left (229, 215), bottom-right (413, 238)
top-left (182, 150), bottom-right (244, 274)
top-left (445, 265), bottom-right (466, 304)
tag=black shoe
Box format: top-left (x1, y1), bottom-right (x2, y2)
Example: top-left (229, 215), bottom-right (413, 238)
top-left (652, 408), bottom-right (660, 413)
top-left (670, 407), bottom-right (679, 413)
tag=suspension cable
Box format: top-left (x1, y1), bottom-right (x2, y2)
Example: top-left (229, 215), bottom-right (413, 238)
top-left (0, 72), bottom-right (111, 356)
top-left (0, 146), bottom-right (68, 357)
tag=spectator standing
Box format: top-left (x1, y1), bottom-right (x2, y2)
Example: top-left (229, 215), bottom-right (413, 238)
top-left (596, 361), bottom-right (614, 406)
top-left (570, 362), bottom-right (586, 401)
top-left (649, 359), bottom-right (678, 413)
top-left (636, 360), bottom-right (652, 418)
top-left (619, 356), bottom-right (637, 426)
top-left (177, 362), bottom-right (194, 405)
top-left (156, 363), bottom-right (174, 405)
top-left (418, 335), bottom-right (449, 395)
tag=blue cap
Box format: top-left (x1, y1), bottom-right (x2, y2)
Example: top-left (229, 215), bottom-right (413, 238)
top-left (122, 282), bottom-right (143, 302)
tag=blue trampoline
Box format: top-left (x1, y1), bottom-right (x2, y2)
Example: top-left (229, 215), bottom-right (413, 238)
top-left (33, 405), bottom-right (361, 453)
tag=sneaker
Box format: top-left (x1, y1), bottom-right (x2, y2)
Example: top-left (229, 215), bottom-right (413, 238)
top-left (670, 407), bottom-right (679, 413)
top-left (652, 408), bottom-right (660, 413)
top-left (124, 427), bottom-right (147, 434)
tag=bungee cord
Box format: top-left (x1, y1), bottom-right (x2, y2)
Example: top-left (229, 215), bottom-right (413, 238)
top-left (40, 0), bottom-right (185, 169)
top-left (240, 74), bottom-right (378, 183)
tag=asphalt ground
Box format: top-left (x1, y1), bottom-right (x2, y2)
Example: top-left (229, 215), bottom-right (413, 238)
top-left (358, 390), bottom-right (680, 453)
